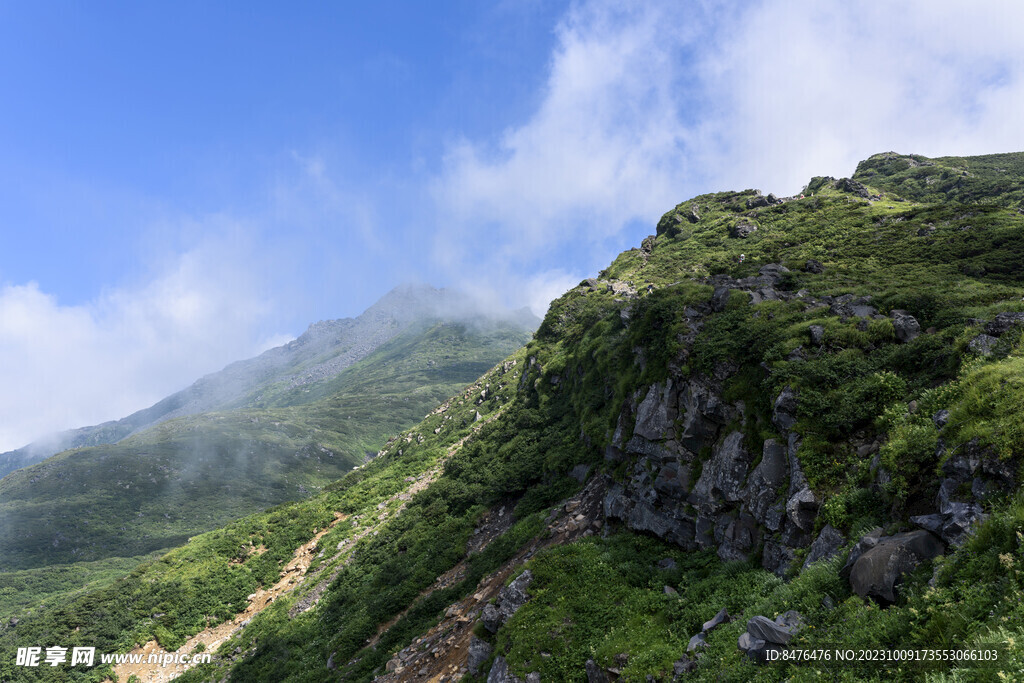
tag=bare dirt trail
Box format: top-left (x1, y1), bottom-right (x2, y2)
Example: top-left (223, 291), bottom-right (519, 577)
top-left (107, 512), bottom-right (345, 683)
top-left (106, 405), bottom-right (508, 683)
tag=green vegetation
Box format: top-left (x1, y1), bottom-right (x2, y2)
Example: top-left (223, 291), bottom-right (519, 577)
top-left (4, 150), bottom-right (1024, 682)
top-left (0, 320), bottom-right (529, 572)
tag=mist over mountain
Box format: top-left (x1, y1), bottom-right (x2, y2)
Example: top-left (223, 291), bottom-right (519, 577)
top-left (0, 284), bottom-right (537, 481)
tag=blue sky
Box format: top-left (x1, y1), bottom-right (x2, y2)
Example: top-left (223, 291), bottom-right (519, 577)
top-left (2, 0), bottom-right (1023, 450)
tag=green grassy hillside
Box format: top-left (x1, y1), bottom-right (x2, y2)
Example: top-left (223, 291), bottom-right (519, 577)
top-left (0, 319), bottom-right (531, 573)
top-left (3, 150), bottom-right (1024, 682)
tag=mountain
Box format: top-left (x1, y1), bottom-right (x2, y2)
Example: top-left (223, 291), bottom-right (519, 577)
top-left (3, 151), bottom-right (1024, 682)
top-left (0, 285), bottom-right (537, 572)
top-left (0, 284), bottom-right (537, 480)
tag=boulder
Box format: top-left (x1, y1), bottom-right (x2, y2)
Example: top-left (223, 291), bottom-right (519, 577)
top-left (730, 221), bottom-right (759, 239)
top-left (848, 530), bottom-right (945, 603)
top-left (890, 310), bottom-right (921, 343)
top-left (747, 615), bottom-right (797, 645)
top-left (710, 286), bottom-right (731, 312)
top-left (932, 409), bottom-right (950, 428)
top-left (986, 312), bottom-right (1024, 336)
top-left (468, 636), bottom-right (494, 676)
top-left (968, 334), bottom-right (999, 356)
top-left (785, 487), bottom-right (819, 532)
top-left (762, 540), bottom-right (796, 577)
top-left (702, 607), bottom-right (730, 633)
top-left (758, 263), bottom-right (791, 285)
top-left (802, 524), bottom-right (845, 569)
top-left (808, 324), bottom-right (825, 345)
top-left (687, 632), bottom-right (707, 654)
top-left (835, 177), bottom-right (871, 198)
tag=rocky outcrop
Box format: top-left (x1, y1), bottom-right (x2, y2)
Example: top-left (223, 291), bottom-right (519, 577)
top-left (802, 524), bottom-right (845, 569)
top-left (985, 312), bottom-right (1024, 336)
top-left (468, 636), bottom-right (493, 676)
top-left (890, 310), bottom-right (921, 343)
top-left (729, 220), bottom-right (759, 238)
top-left (482, 571), bottom-right (534, 633)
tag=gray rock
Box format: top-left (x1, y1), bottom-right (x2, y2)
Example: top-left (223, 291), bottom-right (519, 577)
top-left (932, 409), bottom-right (950, 428)
top-left (710, 286), bottom-right (731, 312)
top-left (717, 513), bottom-right (760, 562)
top-left (483, 570), bottom-right (534, 632)
top-left (968, 334), bottom-right (999, 356)
top-left (890, 310), bottom-right (921, 343)
top-left (657, 557), bottom-right (678, 571)
top-left (762, 540), bottom-right (796, 577)
top-left (742, 439), bottom-right (788, 530)
top-left (840, 528), bottom-right (884, 581)
top-left (737, 631), bottom-right (773, 662)
top-left (746, 192), bottom-right (773, 209)
top-left (758, 264), bottom-right (791, 284)
top-left (702, 607), bottom-right (730, 633)
top-left (691, 432), bottom-right (751, 505)
top-left (835, 177), bottom-right (871, 198)
top-left (468, 636), bottom-right (494, 675)
top-left (679, 380), bottom-right (730, 451)
top-left (747, 615), bottom-right (798, 645)
top-left (569, 463), bottom-right (591, 483)
top-left (526, 674), bottom-right (541, 683)
top-left (808, 324), bottom-right (825, 345)
top-left (804, 259), bottom-right (825, 274)
top-left (803, 524), bottom-right (845, 569)
top-left (482, 603), bottom-right (503, 634)
top-left (687, 631), bottom-right (708, 654)
top-left (585, 659), bottom-right (608, 683)
top-left (772, 387), bottom-right (798, 431)
top-left (910, 514), bottom-right (945, 536)
top-left (730, 221), bottom-right (758, 238)
top-left (488, 656), bottom-right (524, 683)
top-left (786, 487), bottom-right (818, 532)
top-left (673, 656), bottom-right (697, 675)
top-left (849, 530), bottom-right (945, 603)
top-left (986, 312), bottom-right (1024, 336)
top-left (634, 382), bottom-right (675, 441)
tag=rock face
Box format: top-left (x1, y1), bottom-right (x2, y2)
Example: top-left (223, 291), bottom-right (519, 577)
top-left (468, 636), bottom-right (494, 676)
top-left (482, 571), bottom-right (534, 633)
top-left (803, 524), bottom-right (845, 569)
top-left (846, 530), bottom-right (945, 603)
top-left (487, 656), bottom-right (522, 683)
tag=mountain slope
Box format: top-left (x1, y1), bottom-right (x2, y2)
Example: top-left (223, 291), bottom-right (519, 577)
top-left (0, 316), bottom-right (532, 572)
top-left (4, 150), bottom-right (1024, 682)
top-left (0, 284), bottom-right (535, 480)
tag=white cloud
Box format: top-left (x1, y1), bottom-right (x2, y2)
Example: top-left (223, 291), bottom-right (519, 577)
top-left (692, 0), bottom-right (1024, 193)
top-left (430, 0), bottom-right (1024, 317)
top-left (0, 231), bottom-right (285, 452)
top-left (432, 0), bottom-right (697, 270)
